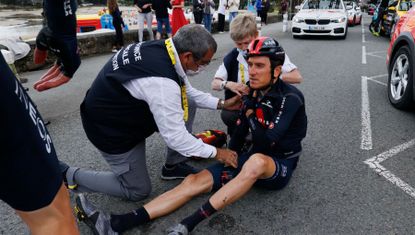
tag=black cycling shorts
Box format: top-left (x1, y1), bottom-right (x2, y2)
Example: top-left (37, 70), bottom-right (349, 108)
top-left (0, 54), bottom-right (62, 212)
top-left (207, 151), bottom-right (299, 191)
top-left (36, 26), bottom-right (81, 78)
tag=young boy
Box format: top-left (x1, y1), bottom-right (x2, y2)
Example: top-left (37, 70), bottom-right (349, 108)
top-left (211, 14), bottom-right (303, 135)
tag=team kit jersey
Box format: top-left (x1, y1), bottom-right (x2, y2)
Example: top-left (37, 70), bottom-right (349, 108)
top-left (0, 54), bottom-right (62, 211)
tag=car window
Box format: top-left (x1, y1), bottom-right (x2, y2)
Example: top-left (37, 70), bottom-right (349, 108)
top-left (399, 0), bottom-right (414, 11)
top-left (302, 0), bottom-right (344, 9)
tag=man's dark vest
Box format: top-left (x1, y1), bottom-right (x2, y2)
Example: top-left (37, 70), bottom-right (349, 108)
top-left (81, 40), bottom-right (182, 154)
top-left (223, 48), bottom-right (241, 100)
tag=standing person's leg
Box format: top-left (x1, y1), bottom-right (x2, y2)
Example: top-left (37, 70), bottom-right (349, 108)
top-left (162, 100), bottom-right (198, 179)
top-left (114, 23), bottom-right (124, 49)
top-left (197, 11), bottom-right (203, 24)
top-left (156, 18), bottom-right (163, 39)
top-left (264, 11), bottom-right (268, 25)
top-left (164, 17), bottom-right (172, 37)
top-left (203, 14), bottom-right (209, 32)
top-left (260, 10), bottom-right (266, 24)
top-left (218, 13), bottom-right (225, 32)
top-left (138, 13), bottom-right (145, 42)
top-left (17, 184), bottom-right (79, 235)
top-left (64, 141), bottom-right (152, 201)
top-left (146, 12), bottom-right (154, 40)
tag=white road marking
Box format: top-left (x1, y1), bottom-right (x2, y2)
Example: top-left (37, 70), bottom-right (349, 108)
top-left (362, 46), bottom-right (367, 64)
top-left (367, 50), bottom-right (387, 54)
top-left (361, 19), bottom-right (365, 34)
top-left (361, 76), bottom-right (372, 150)
top-left (367, 74), bottom-right (388, 79)
top-left (362, 33), bottom-right (366, 43)
top-left (368, 77), bottom-right (387, 86)
top-left (364, 139), bottom-right (415, 199)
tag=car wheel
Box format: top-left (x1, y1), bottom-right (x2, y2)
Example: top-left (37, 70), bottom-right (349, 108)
top-left (388, 45), bottom-right (414, 109)
top-left (353, 16), bottom-right (356, 26)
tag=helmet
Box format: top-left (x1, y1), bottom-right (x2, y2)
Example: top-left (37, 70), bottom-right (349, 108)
top-left (245, 37), bottom-right (285, 65)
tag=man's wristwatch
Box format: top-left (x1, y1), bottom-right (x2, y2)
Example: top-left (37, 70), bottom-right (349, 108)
top-left (217, 99), bottom-right (225, 109)
top-left (220, 80), bottom-right (228, 90)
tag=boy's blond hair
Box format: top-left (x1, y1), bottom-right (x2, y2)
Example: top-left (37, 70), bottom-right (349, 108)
top-left (230, 14), bottom-right (258, 41)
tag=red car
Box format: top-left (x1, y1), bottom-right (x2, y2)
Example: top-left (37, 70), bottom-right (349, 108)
top-left (387, 7), bottom-right (415, 109)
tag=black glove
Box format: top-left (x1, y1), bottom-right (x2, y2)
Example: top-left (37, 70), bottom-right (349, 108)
top-left (242, 95), bottom-right (255, 111)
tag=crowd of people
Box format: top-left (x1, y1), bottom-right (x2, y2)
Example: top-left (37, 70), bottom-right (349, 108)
top-left (0, 1), bottom-right (306, 235)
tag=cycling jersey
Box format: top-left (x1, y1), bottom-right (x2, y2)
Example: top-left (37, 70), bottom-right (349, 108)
top-left (0, 54), bottom-right (62, 211)
top-left (230, 79), bottom-right (307, 158)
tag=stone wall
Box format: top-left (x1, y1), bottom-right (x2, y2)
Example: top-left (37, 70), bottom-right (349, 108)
top-left (15, 13), bottom-right (281, 73)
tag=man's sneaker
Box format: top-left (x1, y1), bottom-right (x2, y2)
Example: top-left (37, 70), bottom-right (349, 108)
top-left (166, 223), bottom-right (189, 235)
top-left (161, 162), bottom-right (200, 180)
top-left (74, 194), bottom-right (118, 235)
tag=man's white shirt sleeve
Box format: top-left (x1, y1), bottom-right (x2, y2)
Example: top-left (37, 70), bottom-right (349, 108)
top-left (184, 77), bottom-right (219, 110)
top-left (214, 63), bottom-right (228, 81)
top-left (123, 77), bottom-right (217, 158)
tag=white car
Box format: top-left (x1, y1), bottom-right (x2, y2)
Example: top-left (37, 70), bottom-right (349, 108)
top-left (344, 1), bottom-right (362, 26)
top-left (291, 0), bottom-right (348, 39)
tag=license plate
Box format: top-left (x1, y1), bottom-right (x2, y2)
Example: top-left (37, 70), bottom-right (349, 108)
top-left (309, 26), bottom-right (325, 30)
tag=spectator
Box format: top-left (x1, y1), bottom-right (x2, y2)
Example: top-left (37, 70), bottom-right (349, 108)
top-left (171, 0), bottom-right (188, 35)
top-left (135, 0), bottom-right (154, 42)
top-left (108, 0), bottom-right (125, 52)
top-left (217, 0), bottom-right (227, 32)
top-left (281, 0), bottom-right (288, 14)
top-left (33, 0), bottom-right (81, 92)
top-left (203, 0), bottom-right (215, 32)
top-left (256, 0), bottom-right (262, 19)
top-left (247, 0), bottom-right (257, 14)
top-left (152, 0), bottom-right (172, 39)
top-left (260, 0), bottom-right (270, 25)
top-left (227, 0), bottom-right (240, 23)
top-left (193, 0), bottom-right (203, 24)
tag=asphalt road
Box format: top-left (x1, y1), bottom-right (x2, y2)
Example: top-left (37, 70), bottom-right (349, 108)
top-left (2, 14), bottom-right (415, 234)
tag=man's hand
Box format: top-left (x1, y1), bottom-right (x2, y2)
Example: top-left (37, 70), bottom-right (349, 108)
top-left (225, 81), bottom-right (249, 96)
top-left (215, 148), bottom-right (238, 168)
top-left (241, 95), bottom-right (255, 111)
top-left (224, 95), bottom-right (242, 111)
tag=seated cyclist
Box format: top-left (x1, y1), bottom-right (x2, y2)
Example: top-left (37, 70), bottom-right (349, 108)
top-left (74, 36), bottom-right (308, 235)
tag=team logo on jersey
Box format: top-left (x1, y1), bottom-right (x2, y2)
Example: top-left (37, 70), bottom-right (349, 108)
top-left (261, 100), bottom-right (273, 109)
top-left (64, 0), bottom-right (73, 16)
top-left (281, 164), bottom-right (288, 177)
